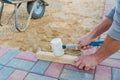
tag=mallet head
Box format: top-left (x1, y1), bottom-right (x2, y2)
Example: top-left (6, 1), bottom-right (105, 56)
top-left (50, 38), bottom-right (64, 56)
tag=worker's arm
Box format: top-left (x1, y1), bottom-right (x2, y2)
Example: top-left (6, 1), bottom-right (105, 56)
top-left (77, 17), bottom-right (112, 49)
top-left (94, 35), bottom-right (120, 63)
top-left (75, 35), bottom-right (120, 70)
top-left (77, 7), bottom-right (115, 49)
top-left (75, 1), bottom-right (120, 70)
top-left (88, 17), bottom-right (112, 39)
top-left (89, 7), bottom-right (115, 39)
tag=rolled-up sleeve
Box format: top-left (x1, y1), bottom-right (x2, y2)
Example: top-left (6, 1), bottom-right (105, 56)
top-left (108, 0), bottom-right (120, 41)
top-left (106, 7), bottom-right (115, 21)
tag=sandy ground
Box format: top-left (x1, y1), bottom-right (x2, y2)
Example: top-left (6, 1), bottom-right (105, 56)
top-left (0, 0), bottom-right (104, 56)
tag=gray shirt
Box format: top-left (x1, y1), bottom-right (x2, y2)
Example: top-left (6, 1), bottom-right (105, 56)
top-left (106, 0), bottom-right (120, 41)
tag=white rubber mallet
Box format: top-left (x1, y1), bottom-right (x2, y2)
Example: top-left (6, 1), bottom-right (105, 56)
top-left (50, 38), bottom-right (104, 56)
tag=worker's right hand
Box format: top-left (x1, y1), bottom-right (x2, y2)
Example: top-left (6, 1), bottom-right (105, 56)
top-left (76, 35), bottom-right (93, 50)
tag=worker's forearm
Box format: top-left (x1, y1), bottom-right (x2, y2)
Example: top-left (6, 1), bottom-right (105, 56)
top-left (94, 35), bottom-right (120, 63)
top-left (88, 17), bottom-right (112, 39)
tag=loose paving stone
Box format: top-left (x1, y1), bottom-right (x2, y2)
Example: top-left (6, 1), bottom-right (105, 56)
top-left (112, 68), bottom-right (120, 80)
top-left (0, 49), bottom-right (20, 65)
top-left (0, 67), bottom-right (14, 80)
top-left (7, 58), bottom-right (35, 71)
top-left (94, 65), bottom-right (111, 80)
top-left (59, 69), bottom-right (93, 80)
top-left (7, 70), bottom-right (28, 80)
top-left (31, 60), bottom-right (50, 74)
top-left (44, 62), bottom-right (64, 78)
top-left (24, 73), bottom-right (57, 80)
top-left (16, 51), bottom-right (37, 62)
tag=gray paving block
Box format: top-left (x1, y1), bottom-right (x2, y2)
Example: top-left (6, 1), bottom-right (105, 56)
top-left (0, 67), bottom-right (15, 80)
top-left (60, 69), bottom-right (94, 80)
top-left (24, 73), bottom-right (57, 80)
top-left (0, 65), bottom-right (3, 70)
top-left (31, 60), bottom-right (51, 74)
top-left (110, 52), bottom-right (120, 60)
top-left (0, 49), bottom-right (20, 65)
top-left (7, 58), bottom-right (35, 71)
top-left (112, 68), bottom-right (120, 80)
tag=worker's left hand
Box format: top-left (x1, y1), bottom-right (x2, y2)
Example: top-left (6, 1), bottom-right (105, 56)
top-left (75, 54), bottom-right (98, 70)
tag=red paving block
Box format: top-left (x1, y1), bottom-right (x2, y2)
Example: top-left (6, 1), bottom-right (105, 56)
top-left (82, 47), bottom-right (96, 55)
top-left (44, 62), bottom-right (64, 78)
top-left (64, 65), bottom-right (95, 74)
top-left (0, 47), bottom-right (9, 57)
top-left (94, 65), bottom-right (111, 80)
top-left (15, 51), bottom-right (37, 62)
top-left (100, 58), bottom-right (120, 68)
top-left (7, 70), bottom-right (28, 80)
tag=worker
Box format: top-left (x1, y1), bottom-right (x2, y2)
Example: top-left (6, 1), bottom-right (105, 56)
top-left (75, 0), bottom-right (120, 71)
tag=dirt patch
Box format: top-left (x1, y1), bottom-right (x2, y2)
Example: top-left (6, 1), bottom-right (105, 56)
top-left (0, 0), bottom-right (104, 56)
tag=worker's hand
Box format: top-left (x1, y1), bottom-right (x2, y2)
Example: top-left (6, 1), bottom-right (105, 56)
top-left (76, 35), bottom-right (93, 50)
top-left (75, 54), bottom-right (98, 70)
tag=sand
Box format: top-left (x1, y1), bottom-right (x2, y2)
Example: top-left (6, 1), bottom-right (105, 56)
top-left (0, 0), bottom-right (104, 56)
